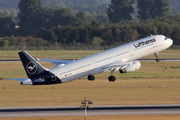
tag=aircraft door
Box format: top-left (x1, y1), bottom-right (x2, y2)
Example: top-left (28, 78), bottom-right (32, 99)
top-left (91, 60), bottom-right (97, 68)
top-left (129, 47), bottom-right (134, 58)
top-left (158, 38), bottom-right (163, 47)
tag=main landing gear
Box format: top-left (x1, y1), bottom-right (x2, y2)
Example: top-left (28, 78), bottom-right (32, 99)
top-left (108, 76), bottom-right (116, 82)
top-left (108, 70), bottom-right (116, 82)
top-left (87, 75), bottom-right (95, 81)
top-left (88, 74), bottom-right (116, 82)
top-left (155, 53), bottom-right (160, 62)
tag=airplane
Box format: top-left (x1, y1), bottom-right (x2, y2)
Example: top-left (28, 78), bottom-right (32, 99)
top-left (9, 35), bottom-right (173, 85)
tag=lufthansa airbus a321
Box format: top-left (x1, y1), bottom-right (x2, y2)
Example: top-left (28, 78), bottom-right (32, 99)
top-left (9, 35), bottom-right (173, 85)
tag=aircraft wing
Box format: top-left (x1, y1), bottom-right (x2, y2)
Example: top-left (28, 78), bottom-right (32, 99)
top-left (38, 59), bottom-right (75, 65)
top-left (101, 60), bottom-right (141, 74)
top-left (101, 61), bottom-right (129, 73)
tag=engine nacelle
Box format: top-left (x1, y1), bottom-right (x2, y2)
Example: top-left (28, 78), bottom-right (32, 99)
top-left (20, 78), bottom-right (33, 85)
top-left (119, 61), bottom-right (141, 73)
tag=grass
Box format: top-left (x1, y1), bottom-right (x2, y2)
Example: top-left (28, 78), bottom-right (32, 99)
top-left (0, 60), bottom-right (180, 107)
top-left (0, 50), bottom-right (102, 60)
top-left (1, 115), bottom-right (180, 120)
top-left (146, 50), bottom-right (180, 58)
top-left (1, 77), bottom-right (180, 107)
top-left (0, 50), bottom-right (180, 59)
top-left (1, 61), bottom-right (180, 79)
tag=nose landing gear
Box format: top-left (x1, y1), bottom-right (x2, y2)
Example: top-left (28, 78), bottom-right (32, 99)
top-left (155, 53), bottom-right (160, 62)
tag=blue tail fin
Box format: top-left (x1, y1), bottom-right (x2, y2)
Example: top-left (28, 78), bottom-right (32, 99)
top-left (18, 51), bottom-right (46, 78)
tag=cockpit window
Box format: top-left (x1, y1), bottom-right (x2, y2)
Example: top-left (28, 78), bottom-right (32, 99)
top-left (164, 37), bottom-right (168, 40)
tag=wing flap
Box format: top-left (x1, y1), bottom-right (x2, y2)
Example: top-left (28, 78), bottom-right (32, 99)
top-left (101, 60), bottom-right (130, 73)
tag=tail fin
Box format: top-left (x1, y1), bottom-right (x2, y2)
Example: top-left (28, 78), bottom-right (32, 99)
top-left (18, 51), bottom-right (47, 78)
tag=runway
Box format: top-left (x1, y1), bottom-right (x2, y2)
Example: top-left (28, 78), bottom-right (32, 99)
top-left (1, 104), bottom-right (180, 118)
top-left (139, 58), bottom-right (180, 62)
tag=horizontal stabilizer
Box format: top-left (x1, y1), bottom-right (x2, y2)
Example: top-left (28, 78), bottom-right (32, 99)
top-left (8, 78), bottom-right (28, 81)
top-left (8, 78), bottom-right (33, 85)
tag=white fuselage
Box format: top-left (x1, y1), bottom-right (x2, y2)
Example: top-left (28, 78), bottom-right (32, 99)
top-left (50, 35), bottom-right (173, 83)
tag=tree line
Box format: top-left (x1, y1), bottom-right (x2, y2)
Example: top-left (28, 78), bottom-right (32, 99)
top-left (1, 15), bottom-right (180, 48)
top-left (0, 0), bottom-right (109, 9)
top-left (1, 0), bottom-right (180, 49)
top-left (24, 15), bottom-right (180, 46)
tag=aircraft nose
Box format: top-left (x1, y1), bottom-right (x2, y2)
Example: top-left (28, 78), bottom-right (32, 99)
top-left (168, 38), bottom-right (173, 46)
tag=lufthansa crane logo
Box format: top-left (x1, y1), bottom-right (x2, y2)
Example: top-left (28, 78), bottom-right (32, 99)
top-left (26, 61), bottom-right (37, 74)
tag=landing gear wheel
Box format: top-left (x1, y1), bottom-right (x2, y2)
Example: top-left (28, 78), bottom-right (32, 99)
top-left (156, 58), bottom-right (160, 62)
top-left (87, 75), bottom-right (95, 81)
top-left (155, 53), bottom-right (160, 62)
top-left (108, 76), bottom-right (116, 82)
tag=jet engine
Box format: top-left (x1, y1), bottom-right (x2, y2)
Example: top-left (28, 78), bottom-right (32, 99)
top-left (119, 61), bottom-right (141, 73)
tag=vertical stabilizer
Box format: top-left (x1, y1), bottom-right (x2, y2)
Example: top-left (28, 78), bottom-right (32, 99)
top-left (18, 51), bottom-right (46, 78)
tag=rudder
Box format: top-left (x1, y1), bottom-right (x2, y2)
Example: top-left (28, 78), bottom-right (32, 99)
top-left (18, 51), bottom-right (47, 78)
